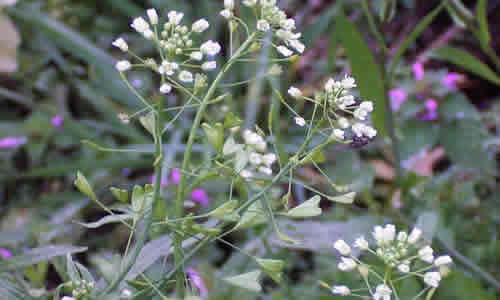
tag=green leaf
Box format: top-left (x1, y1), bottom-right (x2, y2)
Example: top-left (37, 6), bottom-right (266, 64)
top-left (326, 192), bottom-right (356, 204)
top-left (139, 112), bottom-right (156, 138)
top-left (66, 254), bottom-right (80, 282)
top-left (223, 270), bottom-right (262, 292)
top-left (336, 11), bottom-right (387, 136)
top-left (433, 46), bottom-right (500, 86)
top-left (210, 200), bottom-right (239, 218)
top-left (439, 93), bottom-right (481, 121)
top-left (390, 3), bottom-right (445, 74)
top-left (202, 123), bottom-right (224, 153)
top-left (110, 187), bottom-right (129, 203)
top-left (440, 120), bottom-right (492, 171)
top-left (285, 195), bottom-right (322, 218)
top-left (74, 171), bottom-right (97, 201)
top-left (0, 245), bottom-right (87, 272)
top-left (7, 7), bottom-right (141, 109)
top-left (399, 120), bottom-right (439, 161)
top-left (235, 202), bottom-right (266, 230)
top-left (131, 185), bottom-right (146, 214)
top-left (434, 272), bottom-right (496, 300)
top-left (255, 258), bottom-right (284, 284)
top-left (76, 214), bottom-right (133, 229)
top-left (476, 0), bottom-right (491, 48)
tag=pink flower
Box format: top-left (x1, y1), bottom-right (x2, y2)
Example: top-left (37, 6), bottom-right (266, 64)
top-left (0, 136), bottom-right (27, 149)
top-left (191, 188), bottom-right (210, 207)
top-left (51, 115), bottom-right (64, 128)
top-left (412, 61), bottom-right (425, 81)
top-left (441, 72), bottom-right (463, 90)
top-left (187, 268), bottom-right (208, 297)
top-left (170, 168), bottom-right (181, 185)
top-left (389, 88), bottom-right (408, 111)
top-left (151, 175), bottom-right (168, 186)
top-left (421, 98), bottom-right (439, 120)
top-left (0, 249), bottom-right (12, 259)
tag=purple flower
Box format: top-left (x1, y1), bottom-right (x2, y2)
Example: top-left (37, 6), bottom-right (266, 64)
top-left (151, 175), bottom-right (168, 186)
top-left (441, 72), bottom-right (463, 90)
top-left (0, 136), bottom-right (27, 149)
top-left (187, 268), bottom-right (208, 297)
top-left (0, 249), bottom-right (12, 259)
top-left (389, 88), bottom-right (408, 111)
top-left (51, 115), bottom-right (64, 128)
top-left (191, 188), bottom-right (210, 207)
top-left (170, 168), bottom-right (181, 185)
top-left (420, 98), bottom-right (439, 120)
top-left (412, 61), bottom-right (425, 81)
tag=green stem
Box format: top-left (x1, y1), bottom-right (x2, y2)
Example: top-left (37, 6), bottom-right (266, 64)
top-left (173, 32), bottom-right (257, 298)
top-left (360, 0), bottom-right (389, 54)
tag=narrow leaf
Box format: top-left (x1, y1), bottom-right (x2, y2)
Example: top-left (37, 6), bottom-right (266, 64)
top-left (433, 46), bottom-right (500, 86)
top-left (476, 0), bottom-right (491, 47)
top-left (223, 270), bottom-right (262, 292)
top-left (0, 245), bottom-right (87, 272)
top-left (76, 214), bottom-right (133, 229)
top-left (336, 11), bottom-right (387, 135)
top-left (326, 192), bottom-right (356, 204)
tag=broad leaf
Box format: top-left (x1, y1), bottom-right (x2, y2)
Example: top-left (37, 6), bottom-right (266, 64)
top-left (285, 196), bottom-right (322, 218)
top-left (223, 270), bottom-right (262, 292)
top-left (326, 192), bottom-right (356, 204)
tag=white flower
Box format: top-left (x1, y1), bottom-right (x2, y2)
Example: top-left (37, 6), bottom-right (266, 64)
top-left (202, 61), bottom-right (217, 71)
top-left (160, 83), bottom-right (172, 94)
top-left (147, 8), bottom-right (158, 25)
top-left (258, 166), bottom-right (273, 175)
top-left (190, 51), bottom-right (203, 61)
top-left (262, 153), bottom-right (277, 166)
top-left (434, 255), bottom-right (453, 267)
top-left (373, 224), bottom-right (396, 246)
top-left (334, 240), bottom-right (351, 255)
top-left (341, 76), bottom-right (356, 89)
top-left (280, 19), bottom-right (296, 31)
top-left (338, 257), bottom-right (357, 271)
top-left (397, 231), bottom-right (408, 242)
top-left (424, 272), bottom-right (441, 288)
top-left (354, 236), bottom-right (369, 250)
top-left (257, 20), bottom-right (271, 32)
top-left (338, 117), bottom-right (350, 129)
top-left (220, 9), bottom-right (232, 19)
top-left (277, 46), bottom-right (293, 57)
top-left (192, 19), bottom-right (210, 33)
top-left (295, 117), bottom-right (306, 127)
top-left (360, 101), bottom-right (374, 112)
top-left (255, 140), bottom-right (267, 152)
top-left (418, 246), bottom-right (434, 263)
top-left (289, 39), bottom-right (305, 53)
top-left (116, 60), bottom-right (131, 72)
top-left (408, 227), bottom-right (422, 244)
top-left (249, 152), bottom-right (263, 165)
top-left (288, 86), bottom-right (302, 98)
top-left (158, 61), bottom-right (179, 76)
top-left (398, 263), bottom-right (410, 273)
top-left (242, 0), bottom-right (258, 7)
top-left (364, 125), bottom-right (377, 138)
top-left (332, 129), bottom-right (345, 140)
top-left (224, 0), bottom-right (234, 10)
top-left (240, 170), bottom-right (253, 178)
top-left (243, 130), bottom-right (261, 145)
top-left (143, 29), bottom-right (154, 39)
top-left (179, 71), bottom-right (194, 83)
top-left (331, 285), bottom-right (351, 296)
top-left (352, 123), bottom-right (377, 138)
top-left (112, 38), bottom-right (128, 52)
top-left (200, 40), bottom-right (222, 56)
top-left (120, 288), bottom-right (132, 298)
top-left (353, 108), bottom-right (368, 120)
top-left (276, 29), bottom-right (301, 42)
top-left (373, 284), bottom-right (392, 300)
top-left (62, 297), bottom-right (76, 300)
top-left (168, 11), bottom-right (184, 25)
top-left (131, 17), bottom-right (149, 33)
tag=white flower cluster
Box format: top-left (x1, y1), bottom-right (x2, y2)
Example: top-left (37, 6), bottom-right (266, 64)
top-left (67, 279), bottom-right (95, 299)
top-left (288, 76), bottom-right (377, 142)
top-left (238, 0), bottom-right (305, 57)
top-left (240, 129), bottom-right (277, 178)
top-left (113, 8), bottom-right (220, 93)
top-left (331, 224), bottom-right (453, 299)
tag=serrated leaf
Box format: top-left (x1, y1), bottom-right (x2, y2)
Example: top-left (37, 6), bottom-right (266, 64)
top-left (285, 196), bottom-right (322, 218)
top-left (433, 46), bottom-right (500, 86)
top-left (326, 192), bottom-right (356, 204)
top-left (223, 270), bottom-right (262, 292)
top-left (255, 258), bottom-right (284, 283)
top-left (336, 10), bottom-right (387, 136)
top-left (0, 245), bottom-right (87, 272)
top-left (76, 214), bottom-right (133, 229)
